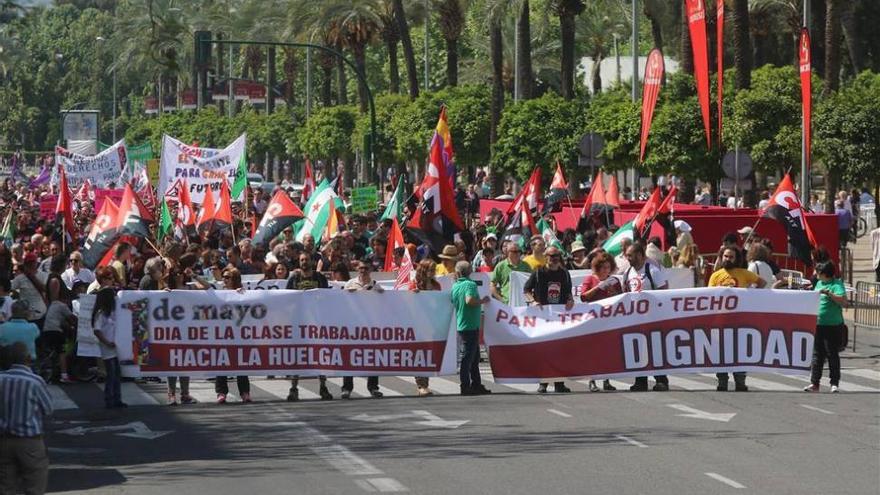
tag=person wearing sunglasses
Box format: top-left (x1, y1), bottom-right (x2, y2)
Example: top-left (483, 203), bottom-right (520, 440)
top-left (523, 246), bottom-right (574, 394)
top-left (340, 261), bottom-right (385, 399)
top-left (214, 268), bottom-right (253, 404)
top-left (61, 251), bottom-right (94, 290)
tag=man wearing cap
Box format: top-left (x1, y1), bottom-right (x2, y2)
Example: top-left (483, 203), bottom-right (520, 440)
top-left (674, 220), bottom-right (694, 251)
top-left (490, 241), bottom-right (531, 304)
top-left (435, 245), bottom-right (459, 276)
top-left (472, 234), bottom-right (498, 271)
top-left (523, 236), bottom-right (547, 270)
top-left (568, 241), bottom-right (589, 269)
top-left (523, 246), bottom-right (574, 394)
top-left (11, 254), bottom-right (46, 328)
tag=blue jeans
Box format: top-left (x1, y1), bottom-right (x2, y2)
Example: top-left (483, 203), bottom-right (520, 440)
top-left (103, 358), bottom-right (122, 407)
top-left (459, 330), bottom-right (481, 389)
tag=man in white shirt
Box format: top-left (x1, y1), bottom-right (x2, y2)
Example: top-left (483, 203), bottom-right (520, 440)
top-left (61, 251), bottom-right (95, 289)
top-left (622, 241), bottom-right (669, 392)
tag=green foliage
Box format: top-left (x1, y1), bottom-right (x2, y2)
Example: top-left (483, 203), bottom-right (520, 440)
top-left (645, 96), bottom-right (718, 182)
top-left (297, 104), bottom-right (357, 162)
top-left (491, 92), bottom-right (587, 181)
top-left (353, 93), bottom-right (409, 166)
top-left (814, 71), bottom-right (880, 184)
top-left (584, 89), bottom-right (639, 172)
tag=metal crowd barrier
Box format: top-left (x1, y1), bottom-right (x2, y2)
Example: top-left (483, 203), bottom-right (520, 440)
top-left (839, 247), bottom-right (854, 286)
top-left (852, 281), bottom-right (880, 352)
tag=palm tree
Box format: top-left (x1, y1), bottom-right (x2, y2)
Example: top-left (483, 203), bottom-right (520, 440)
top-left (376, 1), bottom-right (401, 93)
top-left (839, 0), bottom-right (864, 73)
top-left (643, 0), bottom-right (665, 52)
top-left (392, 0), bottom-right (420, 98)
top-left (733, 0), bottom-right (752, 89)
top-left (576, 1), bottom-right (622, 94)
top-left (515, 0), bottom-right (533, 99)
top-left (435, 0), bottom-right (468, 87)
top-left (551, 0), bottom-right (585, 99)
top-left (823, 0), bottom-right (841, 95)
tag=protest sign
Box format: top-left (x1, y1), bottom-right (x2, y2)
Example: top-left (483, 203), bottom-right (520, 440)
top-left (483, 288), bottom-right (819, 382)
top-left (39, 195), bottom-right (57, 219)
top-left (115, 289), bottom-right (457, 378)
top-left (94, 188), bottom-right (124, 213)
top-left (54, 139), bottom-right (127, 189)
top-left (75, 295), bottom-right (101, 358)
top-left (158, 134), bottom-right (246, 204)
top-left (351, 187), bottom-right (378, 214)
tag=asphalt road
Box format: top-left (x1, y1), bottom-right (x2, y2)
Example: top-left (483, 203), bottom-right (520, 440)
top-left (43, 335), bottom-right (880, 495)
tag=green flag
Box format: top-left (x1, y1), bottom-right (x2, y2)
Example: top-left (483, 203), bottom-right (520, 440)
top-left (0, 209), bottom-right (15, 246)
top-left (294, 179), bottom-right (344, 242)
top-left (536, 218), bottom-right (565, 253)
top-left (380, 176), bottom-right (405, 223)
top-left (231, 148), bottom-right (248, 199)
top-left (158, 198), bottom-right (173, 242)
top-left (602, 220), bottom-right (636, 256)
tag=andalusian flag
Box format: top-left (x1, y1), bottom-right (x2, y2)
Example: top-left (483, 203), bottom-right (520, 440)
top-left (380, 176), bottom-right (405, 223)
top-left (603, 220), bottom-right (636, 256)
top-left (294, 179), bottom-right (345, 242)
top-left (231, 148), bottom-right (248, 199)
top-left (536, 218), bottom-right (564, 253)
top-left (0, 209), bottom-right (15, 246)
top-left (157, 198), bottom-right (173, 242)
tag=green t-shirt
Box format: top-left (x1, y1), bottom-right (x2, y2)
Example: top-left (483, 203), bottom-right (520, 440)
top-left (491, 259), bottom-right (532, 304)
top-left (815, 278), bottom-right (845, 326)
top-left (451, 278), bottom-right (481, 331)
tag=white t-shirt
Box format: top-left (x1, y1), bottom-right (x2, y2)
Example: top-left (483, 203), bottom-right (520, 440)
top-left (62, 267), bottom-right (95, 289)
top-left (623, 263), bottom-right (668, 292)
top-left (748, 261), bottom-right (776, 287)
top-left (94, 312), bottom-right (117, 359)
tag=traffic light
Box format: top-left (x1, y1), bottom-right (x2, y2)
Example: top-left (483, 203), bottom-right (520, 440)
top-left (194, 31), bottom-right (212, 69)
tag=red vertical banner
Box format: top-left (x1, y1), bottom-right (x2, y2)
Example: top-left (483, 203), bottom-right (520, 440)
top-left (799, 28), bottom-right (812, 173)
top-left (639, 49), bottom-right (665, 163)
top-left (686, 0), bottom-right (711, 149)
top-left (716, 0), bottom-right (724, 144)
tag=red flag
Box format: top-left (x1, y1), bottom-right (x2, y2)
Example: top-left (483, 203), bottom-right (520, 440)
top-left (658, 185), bottom-right (678, 215)
top-left (216, 180), bottom-right (234, 225)
top-left (384, 217), bottom-right (406, 272)
top-left (799, 28), bottom-right (812, 174)
top-left (762, 174), bottom-right (817, 264)
top-left (394, 247), bottom-right (415, 290)
top-left (433, 105), bottom-right (455, 187)
top-left (640, 49), bottom-right (665, 162)
top-left (302, 159), bottom-right (315, 203)
top-left (501, 169), bottom-right (540, 241)
top-left (549, 162), bottom-right (568, 190)
top-left (55, 165), bottom-right (76, 240)
top-left (82, 199), bottom-right (120, 268)
top-left (252, 189), bottom-right (305, 246)
top-left (580, 173), bottom-right (606, 218)
top-left (116, 184), bottom-right (152, 239)
top-left (75, 179), bottom-right (93, 202)
top-left (410, 123), bottom-right (464, 252)
top-left (686, 0), bottom-right (712, 148)
top-left (605, 174), bottom-right (620, 208)
top-left (634, 187), bottom-right (662, 235)
top-left (717, 0), bottom-right (724, 144)
top-left (197, 184), bottom-right (217, 234)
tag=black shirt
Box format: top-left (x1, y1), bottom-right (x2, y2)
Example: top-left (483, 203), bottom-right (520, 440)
top-left (524, 267), bottom-right (573, 305)
top-left (286, 271), bottom-right (329, 290)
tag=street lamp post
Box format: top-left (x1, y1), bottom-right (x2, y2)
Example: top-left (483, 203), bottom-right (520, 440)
top-left (630, 0), bottom-right (640, 195)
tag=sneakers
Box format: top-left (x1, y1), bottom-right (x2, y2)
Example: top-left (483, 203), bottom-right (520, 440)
top-left (537, 383), bottom-right (548, 394)
top-left (803, 383), bottom-right (820, 392)
top-left (588, 380), bottom-right (600, 392)
top-left (830, 385), bottom-right (840, 393)
top-left (180, 395), bottom-right (197, 404)
top-left (167, 393), bottom-right (178, 406)
top-left (602, 380), bottom-right (616, 391)
top-left (319, 386), bottom-right (333, 401)
top-left (241, 392), bottom-right (253, 403)
top-left (369, 389), bottom-right (384, 399)
top-left (418, 387), bottom-right (434, 397)
top-left (340, 389), bottom-right (352, 400)
top-left (554, 384), bottom-right (572, 393)
top-left (652, 382), bottom-right (669, 392)
top-left (216, 393), bottom-right (227, 404)
top-left (59, 375), bottom-right (75, 384)
top-left (286, 389), bottom-right (299, 402)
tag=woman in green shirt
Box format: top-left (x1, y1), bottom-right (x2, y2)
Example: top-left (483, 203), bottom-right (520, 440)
top-left (805, 261), bottom-right (848, 393)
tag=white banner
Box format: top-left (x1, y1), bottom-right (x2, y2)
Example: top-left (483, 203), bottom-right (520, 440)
top-left (75, 295), bottom-right (101, 358)
top-left (483, 288), bottom-right (819, 382)
top-left (241, 273), bottom-right (491, 297)
top-left (54, 139), bottom-right (128, 189)
top-left (158, 133), bottom-right (246, 204)
top-left (508, 267), bottom-right (695, 307)
top-left (115, 289), bottom-right (457, 378)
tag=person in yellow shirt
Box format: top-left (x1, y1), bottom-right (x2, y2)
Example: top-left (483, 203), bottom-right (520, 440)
top-left (523, 236), bottom-right (547, 270)
top-left (435, 245), bottom-right (459, 276)
top-left (708, 246), bottom-right (766, 391)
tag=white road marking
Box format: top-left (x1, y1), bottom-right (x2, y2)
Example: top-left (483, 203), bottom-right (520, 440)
top-left (105, 382), bottom-right (160, 406)
top-left (480, 374), bottom-right (537, 393)
top-left (781, 373), bottom-right (880, 392)
top-left (668, 404), bottom-right (736, 422)
top-left (327, 378), bottom-right (380, 398)
top-left (547, 408), bottom-right (572, 418)
top-left (359, 478), bottom-right (409, 492)
top-left (183, 380), bottom-right (239, 403)
top-left (667, 375), bottom-right (714, 391)
top-left (47, 385), bottom-right (78, 410)
top-left (252, 379), bottom-right (319, 400)
top-left (615, 435), bottom-right (648, 448)
top-left (800, 404), bottom-right (835, 415)
top-left (842, 369), bottom-right (880, 381)
top-left (738, 376), bottom-right (800, 392)
top-left (312, 444), bottom-right (383, 476)
top-left (705, 472), bottom-right (746, 489)
top-left (411, 376), bottom-right (461, 395)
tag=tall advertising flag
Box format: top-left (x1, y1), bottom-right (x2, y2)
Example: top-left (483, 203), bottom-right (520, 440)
top-left (799, 28), bottom-right (812, 174)
top-left (639, 49), bottom-right (665, 163)
top-left (686, 0), bottom-right (712, 148)
top-left (717, 0), bottom-right (724, 144)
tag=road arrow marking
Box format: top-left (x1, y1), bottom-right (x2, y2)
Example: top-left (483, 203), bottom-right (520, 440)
top-left (349, 410), bottom-right (468, 429)
top-left (667, 404), bottom-right (736, 422)
top-left (57, 421), bottom-right (172, 440)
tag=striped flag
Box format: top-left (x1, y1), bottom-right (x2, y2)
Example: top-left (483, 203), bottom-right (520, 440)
top-left (295, 179), bottom-right (345, 243)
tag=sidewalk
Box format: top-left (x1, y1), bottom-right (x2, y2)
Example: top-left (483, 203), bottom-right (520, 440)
top-left (843, 235), bottom-right (879, 367)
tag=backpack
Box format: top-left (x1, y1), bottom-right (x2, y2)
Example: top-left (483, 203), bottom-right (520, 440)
top-left (624, 265), bottom-right (656, 291)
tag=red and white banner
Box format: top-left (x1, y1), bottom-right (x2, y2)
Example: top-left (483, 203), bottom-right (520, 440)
top-left (639, 49), bottom-right (665, 163)
top-left (799, 28), bottom-right (812, 174)
top-left (483, 288), bottom-right (819, 382)
top-left (686, 0), bottom-right (712, 148)
top-left (115, 289), bottom-right (457, 378)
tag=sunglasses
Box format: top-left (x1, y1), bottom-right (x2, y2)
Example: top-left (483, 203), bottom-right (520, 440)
top-left (69, 259), bottom-right (81, 263)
